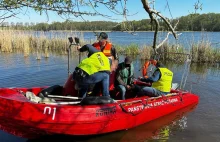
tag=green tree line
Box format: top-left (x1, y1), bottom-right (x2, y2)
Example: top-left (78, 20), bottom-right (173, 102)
top-left (3, 13), bottom-right (220, 31)
top-left (176, 13), bottom-right (220, 31)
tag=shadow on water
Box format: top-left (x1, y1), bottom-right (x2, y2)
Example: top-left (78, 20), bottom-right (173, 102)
top-left (26, 104), bottom-right (197, 142)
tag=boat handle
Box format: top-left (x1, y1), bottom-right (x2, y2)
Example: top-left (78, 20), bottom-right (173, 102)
top-left (119, 101), bottom-right (146, 116)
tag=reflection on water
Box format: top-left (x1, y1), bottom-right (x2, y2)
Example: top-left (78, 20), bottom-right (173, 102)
top-left (0, 53), bottom-right (220, 142)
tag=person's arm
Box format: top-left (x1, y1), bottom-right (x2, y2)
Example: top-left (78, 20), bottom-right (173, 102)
top-left (109, 45), bottom-right (118, 71)
top-left (78, 44), bottom-right (99, 57)
top-left (130, 74), bottom-right (135, 79)
top-left (111, 45), bottom-right (119, 61)
top-left (140, 69), bottom-right (161, 83)
top-left (128, 66), bottom-right (134, 80)
top-left (128, 73), bottom-right (135, 85)
top-left (115, 66), bottom-right (127, 87)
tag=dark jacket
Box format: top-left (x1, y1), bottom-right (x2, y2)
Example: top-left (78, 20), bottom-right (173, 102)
top-left (140, 68), bottom-right (161, 83)
top-left (115, 62), bottom-right (134, 87)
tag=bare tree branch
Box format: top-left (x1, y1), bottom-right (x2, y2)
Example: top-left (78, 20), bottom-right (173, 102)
top-left (0, 12), bottom-right (18, 24)
top-left (141, 0), bottom-right (180, 54)
top-left (156, 20), bottom-right (181, 49)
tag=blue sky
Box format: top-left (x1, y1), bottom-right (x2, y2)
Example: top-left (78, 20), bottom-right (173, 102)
top-left (5, 0), bottom-right (220, 24)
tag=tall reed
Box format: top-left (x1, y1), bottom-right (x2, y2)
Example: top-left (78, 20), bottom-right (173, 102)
top-left (0, 30), bottom-right (84, 58)
top-left (0, 30), bottom-right (13, 52)
top-left (1, 30), bottom-right (220, 63)
top-left (191, 40), bottom-right (220, 63)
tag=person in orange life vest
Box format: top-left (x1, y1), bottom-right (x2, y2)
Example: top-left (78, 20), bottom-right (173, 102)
top-left (93, 32), bottom-right (119, 71)
top-left (138, 62), bottom-right (173, 97)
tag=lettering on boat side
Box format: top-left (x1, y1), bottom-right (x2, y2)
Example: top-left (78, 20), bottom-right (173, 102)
top-left (146, 98), bottom-right (179, 108)
top-left (128, 105), bottom-right (144, 112)
top-left (96, 106), bottom-right (116, 117)
top-left (127, 98), bottom-right (179, 112)
top-left (43, 107), bottom-right (56, 120)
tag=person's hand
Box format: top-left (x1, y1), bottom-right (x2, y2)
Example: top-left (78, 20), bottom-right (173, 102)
top-left (110, 64), bottom-right (116, 72)
top-left (126, 85), bottom-right (131, 90)
top-left (130, 84), bottom-right (135, 89)
top-left (138, 76), bottom-right (143, 80)
top-left (110, 60), bottom-right (118, 72)
top-left (76, 45), bottom-right (81, 50)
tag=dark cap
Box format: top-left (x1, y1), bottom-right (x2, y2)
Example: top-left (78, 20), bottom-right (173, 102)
top-left (98, 32), bottom-right (108, 40)
top-left (124, 56), bottom-right (133, 64)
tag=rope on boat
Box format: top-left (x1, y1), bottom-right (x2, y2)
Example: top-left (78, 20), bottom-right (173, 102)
top-left (9, 88), bottom-right (26, 96)
top-left (119, 101), bottom-right (146, 116)
top-left (119, 92), bottom-right (185, 115)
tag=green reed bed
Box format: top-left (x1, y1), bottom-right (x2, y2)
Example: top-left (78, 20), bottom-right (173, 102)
top-left (115, 43), bottom-right (140, 55)
top-left (191, 41), bottom-right (220, 63)
top-left (1, 30), bottom-right (220, 63)
top-left (0, 30), bottom-right (84, 57)
top-left (115, 42), bottom-right (220, 63)
top-left (156, 43), bottom-right (188, 62)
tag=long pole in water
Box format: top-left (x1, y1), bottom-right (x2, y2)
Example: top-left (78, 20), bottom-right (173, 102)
top-left (67, 37), bottom-right (80, 76)
top-left (79, 51), bottom-right (81, 64)
top-left (74, 37), bottom-right (81, 64)
top-left (67, 44), bottom-right (72, 76)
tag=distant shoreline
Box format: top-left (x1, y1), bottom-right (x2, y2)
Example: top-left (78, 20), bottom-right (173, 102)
top-left (0, 29), bottom-right (213, 33)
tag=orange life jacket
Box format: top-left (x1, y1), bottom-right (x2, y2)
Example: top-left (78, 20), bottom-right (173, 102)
top-left (142, 59), bottom-right (157, 78)
top-left (93, 42), bottom-right (112, 57)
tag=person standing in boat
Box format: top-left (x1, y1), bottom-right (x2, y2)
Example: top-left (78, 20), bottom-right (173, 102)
top-left (92, 32), bottom-right (119, 95)
top-left (139, 62), bottom-right (173, 97)
top-left (115, 56), bottom-right (140, 100)
top-left (92, 32), bottom-right (119, 71)
top-left (73, 44), bottom-right (111, 98)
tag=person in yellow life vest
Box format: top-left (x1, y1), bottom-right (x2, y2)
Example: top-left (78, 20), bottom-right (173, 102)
top-left (72, 44), bottom-right (111, 98)
top-left (93, 32), bottom-right (119, 71)
top-left (139, 62), bottom-right (173, 97)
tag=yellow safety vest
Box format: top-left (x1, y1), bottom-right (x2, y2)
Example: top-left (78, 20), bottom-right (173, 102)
top-left (152, 67), bottom-right (173, 92)
top-left (78, 52), bottom-right (110, 75)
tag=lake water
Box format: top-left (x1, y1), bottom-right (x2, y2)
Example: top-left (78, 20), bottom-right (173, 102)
top-left (85, 31), bottom-right (220, 49)
top-left (32, 31), bottom-right (220, 48)
top-left (0, 48), bottom-right (220, 142)
top-left (0, 32), bottom-right (220, 142)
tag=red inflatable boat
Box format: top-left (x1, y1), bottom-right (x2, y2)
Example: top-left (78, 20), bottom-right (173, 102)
top-left (0, 74), bottom-right (199, 138)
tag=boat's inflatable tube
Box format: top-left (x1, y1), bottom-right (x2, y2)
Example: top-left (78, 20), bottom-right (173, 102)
top-left (80, 96), bottom-right (115, 105)
top-left (39, 85), bottom-right (63, 97)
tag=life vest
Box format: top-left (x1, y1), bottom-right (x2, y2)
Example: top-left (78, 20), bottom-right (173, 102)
top-left (152, 67), bottom-right (173, 92)
top-left (78, 52), bottom-right (110, 75)
top-left (142, 59), bottom-right (157, 78)
top-left (93, 42), bottom-right (112, 58)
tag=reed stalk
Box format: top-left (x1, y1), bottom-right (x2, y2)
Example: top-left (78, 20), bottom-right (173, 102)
top-left (0, 30), bottom-right (220, 63)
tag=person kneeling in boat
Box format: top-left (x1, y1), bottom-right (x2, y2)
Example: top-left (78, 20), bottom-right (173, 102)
top-left (139, 62), bottom-right (173, 97)
top-left (115, 56), bottom-right (140, 100)
top-left (73, 44), bottom-right (111, 99)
